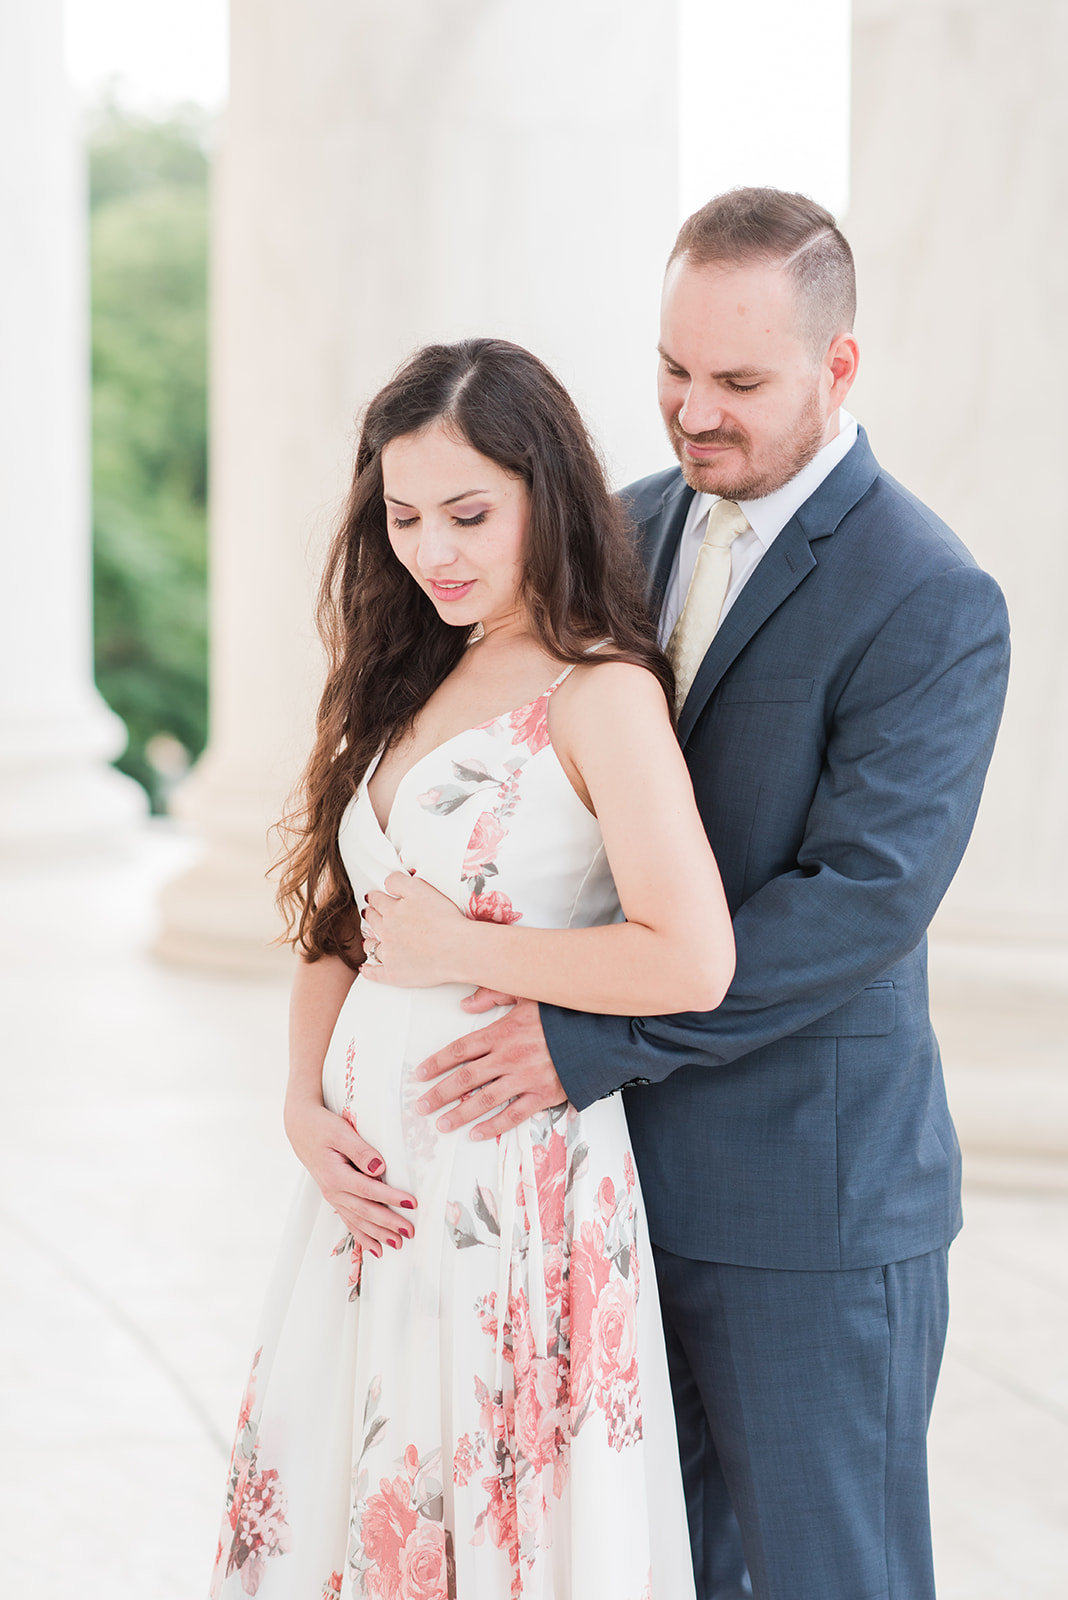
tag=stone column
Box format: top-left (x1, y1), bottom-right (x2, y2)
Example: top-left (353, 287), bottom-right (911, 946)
top-left (848, 0), bottom-right (1068, 960)
top-left (157, 0), bottom-right (679, 971)
top-left (0, 3), bottom-right (143, 859)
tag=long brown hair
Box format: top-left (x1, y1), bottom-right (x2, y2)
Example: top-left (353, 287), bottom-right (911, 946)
top-left (277, 338), bottom-right (672, 963)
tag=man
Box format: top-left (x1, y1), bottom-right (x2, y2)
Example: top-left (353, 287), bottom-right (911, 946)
top-left (369, 190), bottom-right (1010, 1597)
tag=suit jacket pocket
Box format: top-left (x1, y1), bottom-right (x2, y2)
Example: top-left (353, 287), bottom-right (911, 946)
top-left (793, 982), bottom-right (896, 1038)
top-left (717, 677), bottom-right (815, 705)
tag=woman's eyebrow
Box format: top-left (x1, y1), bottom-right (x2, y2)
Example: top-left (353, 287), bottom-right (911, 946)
top-left (384, 488), bottom-right (489, 507)
top-left (441, 488), bottom-right (489, 505)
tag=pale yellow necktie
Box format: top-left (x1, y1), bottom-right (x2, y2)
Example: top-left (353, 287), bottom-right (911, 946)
top-left (667, 498), bottom-right (750, 710)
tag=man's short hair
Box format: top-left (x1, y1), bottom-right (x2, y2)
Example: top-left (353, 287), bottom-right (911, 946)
top-left (669, 187), bottom-right (857, 356)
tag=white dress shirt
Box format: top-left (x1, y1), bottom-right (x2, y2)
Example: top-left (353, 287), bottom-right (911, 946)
top-left (658, 411), bottom-right (859, 645)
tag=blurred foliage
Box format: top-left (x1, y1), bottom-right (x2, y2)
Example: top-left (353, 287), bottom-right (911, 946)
top-left (90, 103), bottom-right (211, 810)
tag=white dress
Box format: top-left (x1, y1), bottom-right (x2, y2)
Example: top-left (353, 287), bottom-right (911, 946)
top-left (209, 666), bottom-right (696, 1600)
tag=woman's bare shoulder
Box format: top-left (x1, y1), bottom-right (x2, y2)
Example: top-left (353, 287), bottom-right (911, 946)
top-left (550, 658), bottom-right (673, 751)
top-left (562, 656), bottom-right (669, 709)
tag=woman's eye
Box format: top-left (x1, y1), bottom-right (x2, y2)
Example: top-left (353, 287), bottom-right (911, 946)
top-left (453, 511), bottom-right (487, 527)
top-left (391, 515), bottom-right (418, 529)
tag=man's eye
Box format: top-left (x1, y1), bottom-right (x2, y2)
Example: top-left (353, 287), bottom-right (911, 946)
top-left (727, 381), bottom-right (760, 394)
top-left (664, 363), bottom-right (687, 379)
top-left (453, 511), bottom-right (487, 527)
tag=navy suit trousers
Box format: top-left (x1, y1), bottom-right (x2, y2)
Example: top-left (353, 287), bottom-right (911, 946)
top-left (652, 1243), bottom-right (950, 1600)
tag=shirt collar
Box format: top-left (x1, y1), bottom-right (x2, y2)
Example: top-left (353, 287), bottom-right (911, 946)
top-left (686, 410), bottom-right (859, 549)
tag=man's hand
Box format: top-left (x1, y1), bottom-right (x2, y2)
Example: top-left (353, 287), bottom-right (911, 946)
top-left (461, 986), bottom-right (518, 1014)
top-left (414, 998), bottom-right (567, 1138)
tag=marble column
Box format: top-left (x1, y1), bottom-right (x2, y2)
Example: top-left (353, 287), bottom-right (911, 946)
top-left (848, 0), bottom-right (1068, 964)
top-left (0, 2), bottom-right (143, 860)
top-left (157, 0), bottom-right (680, 971)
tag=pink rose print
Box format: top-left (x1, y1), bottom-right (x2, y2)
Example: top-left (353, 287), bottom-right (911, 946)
top-left (592, 1277), bottom-right (638, 1393)
top-left (463, 811), bottom-right (506, 876)
top-left (361, 1472), bottom-right (419, 1600)
top-left (507, 695), bottom-right (552, 755)
top-left (515, 1352), bottom-right (566, 1475)
top-left (569, 1220), bottom-right (614, 1416)
top-left (453, 1432), bottom-right (479, 1487)
top-left (542, 1245), bottom-right (566, 1319)
top-left (478, 1468), bottom-right (520, 1572)
top-left (321, 1574), bottom-right (343, 1600)
top-left (531, 1130), bottom-right (567, 1246)
top-left (603, 1371), bottom-right (644, 1452)
top-left (398, 1519), bottom-right (449, 1600)
top-left (212, 1348), bottom-right (296, 1595)
top-left (623, 1150), bottom-right (637, 1191)
top-left (469, 889), bottom-right (523, 925)
top-left (597, 1175), bottom-right (616, 1225)
top-left (226, 1465), bottom-right (292, 1594)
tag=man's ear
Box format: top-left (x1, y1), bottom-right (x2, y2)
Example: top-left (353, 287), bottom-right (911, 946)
top-left (826, 333), bottom-right (859, 407)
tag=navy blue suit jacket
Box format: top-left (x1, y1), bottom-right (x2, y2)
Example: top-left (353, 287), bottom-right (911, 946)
top-left (542, 429), bottom-right (1010, 1271)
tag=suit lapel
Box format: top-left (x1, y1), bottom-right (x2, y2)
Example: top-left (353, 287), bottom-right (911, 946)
top-left (676, 519), bottom-right (816, 742)
top-left (673, 428), bottom-right (882, 743)
top-left (640, 475), bottom-right (693, 614)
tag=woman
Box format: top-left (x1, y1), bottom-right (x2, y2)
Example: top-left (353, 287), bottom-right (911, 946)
top-left (210, 339), bottom-right (734, 1600)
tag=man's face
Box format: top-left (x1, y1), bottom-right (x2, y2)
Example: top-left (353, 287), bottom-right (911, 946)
top-left (657, 256), bottom-right (848, 501)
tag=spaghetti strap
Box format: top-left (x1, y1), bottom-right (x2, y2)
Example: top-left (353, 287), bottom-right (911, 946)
top-left (548, 638), bottom-right (614, 694)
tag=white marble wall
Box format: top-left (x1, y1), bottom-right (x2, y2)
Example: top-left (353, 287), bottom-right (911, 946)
top-left (158, 0), bottom-right (680, 967)
top-left (849, 0), bottom-right (1068, 952)
top-left (159, 0), bottom-right (1068, 972)
top-left (0, 2), bottom-right (143, 858)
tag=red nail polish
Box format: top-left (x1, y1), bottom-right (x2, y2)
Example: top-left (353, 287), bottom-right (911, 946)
top-left (368, 1158), bottom-right (384, 1175)
top-left (387, 1238), bottom-right (401, 1249)
top-left (400, 1199), bottom-right (416, 1210)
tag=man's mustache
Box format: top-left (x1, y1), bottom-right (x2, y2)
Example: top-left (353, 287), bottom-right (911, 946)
top-left (672, 424), bottom-right (747, 449)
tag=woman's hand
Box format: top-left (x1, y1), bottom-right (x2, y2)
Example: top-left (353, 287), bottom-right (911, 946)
top-left (361, 871), bottom-right (468, 987)
top-left (283, 1098), bottom-right (417, 1256)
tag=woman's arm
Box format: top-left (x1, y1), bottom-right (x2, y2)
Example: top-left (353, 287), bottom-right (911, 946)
top-left (284, 951), bottom-right (417, 1254)
top-left (363, 662), bottom-right (735, 1015)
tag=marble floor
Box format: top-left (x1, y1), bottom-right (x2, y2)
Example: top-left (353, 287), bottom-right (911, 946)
top-left (0, 826), bottom-right (1065, 1598)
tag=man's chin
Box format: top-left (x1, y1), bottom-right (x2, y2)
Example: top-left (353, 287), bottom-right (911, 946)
top-left (677, 452), bottom-right (747, 498)
top-left (676, 448), bottom-right (814, 502)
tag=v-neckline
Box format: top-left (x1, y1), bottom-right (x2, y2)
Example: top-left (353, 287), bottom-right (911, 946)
top-left (361, 669), bottom-right (573, 840)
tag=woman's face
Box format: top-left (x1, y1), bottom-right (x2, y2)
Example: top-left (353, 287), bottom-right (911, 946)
top-left (381, 421), bottom-right (530, 636)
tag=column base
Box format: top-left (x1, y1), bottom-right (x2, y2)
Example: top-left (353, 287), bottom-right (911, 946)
top-left (0, 696), bottom-right (146, 863)
top-left (154, 850), bottom-right (293, 976)
top-left (153, 758), bottom-right (297, 976)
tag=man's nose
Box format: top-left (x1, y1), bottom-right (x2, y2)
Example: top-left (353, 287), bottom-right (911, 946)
top-left (678, 385), bottom-right (724, 437)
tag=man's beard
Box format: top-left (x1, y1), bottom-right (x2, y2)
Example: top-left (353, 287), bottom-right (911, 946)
top-left (670, 386), bottom-right (826, 501)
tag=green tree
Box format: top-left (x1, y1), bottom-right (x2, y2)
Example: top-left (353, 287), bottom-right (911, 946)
top-left (90, 103), bottom-right (211, 809)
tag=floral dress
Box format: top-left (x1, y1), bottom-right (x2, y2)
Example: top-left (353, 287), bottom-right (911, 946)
top-left (209, 666), bottom-right (696, 1600)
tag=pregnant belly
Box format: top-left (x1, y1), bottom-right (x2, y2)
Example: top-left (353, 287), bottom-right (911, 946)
top-left (320, 974), bottom-right (513, 1190)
